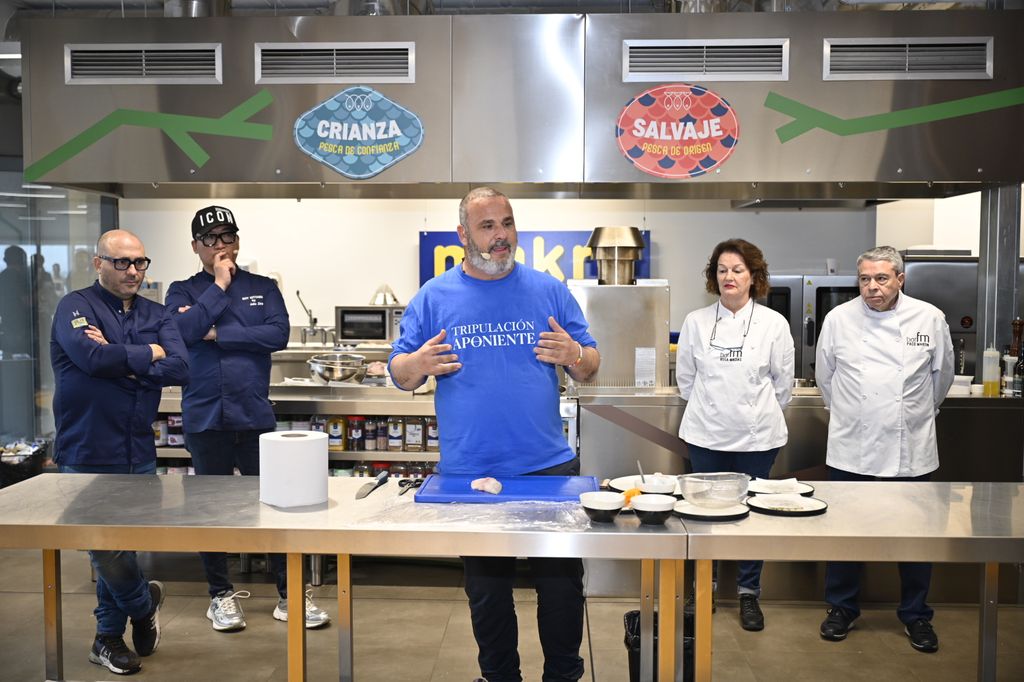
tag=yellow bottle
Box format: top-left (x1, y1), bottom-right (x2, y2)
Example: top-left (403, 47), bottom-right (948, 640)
top-left (982, 345), bottom-right (1000, 397)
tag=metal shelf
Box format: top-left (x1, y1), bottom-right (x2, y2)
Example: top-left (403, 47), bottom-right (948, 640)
top-left (155, 447), bottom-right (439, 463)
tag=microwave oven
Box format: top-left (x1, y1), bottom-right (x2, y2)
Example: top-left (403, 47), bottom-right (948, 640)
top-left (762, 275), bottom-right (860, 379)
top-left (334, 305), bottom-right (405, 345)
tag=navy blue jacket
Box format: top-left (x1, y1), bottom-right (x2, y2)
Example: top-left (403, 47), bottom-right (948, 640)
top-left (50, 282), bottom-right (189, 466)
top-left (165, 269), bottom-right (289, 433)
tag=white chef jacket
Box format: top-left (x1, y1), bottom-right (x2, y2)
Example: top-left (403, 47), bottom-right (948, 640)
top-left (676, 299), bottom-right (795, 451)
top-left (815, 293), bottom-right (955, 477)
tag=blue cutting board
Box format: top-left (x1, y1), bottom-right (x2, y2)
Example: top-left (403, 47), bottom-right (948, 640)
top-left (414, 474), bottom-right (599, 503)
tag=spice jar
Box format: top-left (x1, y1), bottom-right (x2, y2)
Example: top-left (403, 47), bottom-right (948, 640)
top-left (364, 418), bottom-right (378, 451)
top-left (166, 414), bottom-right (184, 446)
top-left (352, 462), bottom-right (372, 478)
top-left (327, 416), bottom-right (347, 452)
top-left (404, 417), bottom-right (424, 452)
top-left (425, 416), bottom-right (439, 451)
top-left (348, 416), bottom-right (365, 451)
top-left (387, 416), bottom-right (405, 451)
top-left (389, 462), bottom-right (408, 478)
top-left (372, 461), bottom-right (390, 476)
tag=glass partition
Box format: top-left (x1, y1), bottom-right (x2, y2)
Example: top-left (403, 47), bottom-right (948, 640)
top-left (0, 172), bottom-right (105, 442)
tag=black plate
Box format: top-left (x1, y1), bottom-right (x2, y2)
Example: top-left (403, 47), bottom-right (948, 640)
top-left (673, 500), bottom-right (749, 522)
top-left (746, 495), bottom-right (827, 517)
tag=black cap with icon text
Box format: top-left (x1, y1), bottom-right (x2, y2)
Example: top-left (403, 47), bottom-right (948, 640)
top-left (191, 206), bottom-right (238, 239)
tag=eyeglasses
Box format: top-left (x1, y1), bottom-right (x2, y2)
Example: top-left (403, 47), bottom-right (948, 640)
top-left (98, 255), bottom-right (151, 271)
top-left (198, 230), bottom-right (238, 248)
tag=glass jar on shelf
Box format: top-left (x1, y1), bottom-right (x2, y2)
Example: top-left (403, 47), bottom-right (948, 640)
top-left (352, 462), bottom-right (372, 478)
top-left (386, 416), bottom-right (404, 451)
top-left (389, 462), bottom-right (408, 478)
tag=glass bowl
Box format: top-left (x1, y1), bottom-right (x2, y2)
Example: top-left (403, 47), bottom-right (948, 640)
top-left (677, 472), bottom-right (750, 509)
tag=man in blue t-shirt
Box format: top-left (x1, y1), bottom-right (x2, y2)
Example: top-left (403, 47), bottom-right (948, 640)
top-left (389, 187), bottom-right (599, 682)
top-left (166, 206), bottom-right (329, 633)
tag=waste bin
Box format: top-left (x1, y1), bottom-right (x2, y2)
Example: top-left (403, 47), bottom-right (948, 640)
top-left (623, 609), bottom-right (694, 682)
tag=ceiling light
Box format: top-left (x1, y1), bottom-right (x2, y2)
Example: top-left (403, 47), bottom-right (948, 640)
top-left (47, 210), bottom-right (87, 215)
top-left (0, 191), bottom-right (67, 199)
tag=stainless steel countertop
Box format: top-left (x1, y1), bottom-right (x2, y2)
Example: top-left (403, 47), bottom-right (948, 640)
top-left (684, 481), bottom-right (1024, 563)
top-left (0, 474), bottom-right (685, 560)
top-left (2, 475), bottom-right (1021, 565)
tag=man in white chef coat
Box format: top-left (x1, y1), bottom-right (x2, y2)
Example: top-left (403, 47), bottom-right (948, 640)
top-left (815, 245), bottom-right (954, 653)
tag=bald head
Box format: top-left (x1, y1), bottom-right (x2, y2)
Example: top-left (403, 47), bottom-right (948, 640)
top-left (94, 229), bottom-right (148, 302)
top-left (96, 229), bottom-right (144, 258)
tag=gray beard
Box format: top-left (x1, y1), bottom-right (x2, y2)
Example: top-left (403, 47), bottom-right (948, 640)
top-left (465, 238), bottom-right (515, 277)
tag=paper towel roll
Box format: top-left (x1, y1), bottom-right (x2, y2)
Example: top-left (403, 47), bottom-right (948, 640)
top-left (259, 431), bottom-right (328, 508)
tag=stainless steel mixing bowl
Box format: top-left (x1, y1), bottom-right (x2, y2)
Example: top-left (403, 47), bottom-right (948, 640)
top-left (307, 353), bottom-right (367, 384)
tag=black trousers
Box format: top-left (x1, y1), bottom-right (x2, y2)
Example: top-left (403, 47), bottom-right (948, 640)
top-left (463, 456), bottom-right (585, 682)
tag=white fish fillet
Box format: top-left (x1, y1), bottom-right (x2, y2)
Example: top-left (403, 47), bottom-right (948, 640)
top-left (471, 477), bottom-right (503, 495)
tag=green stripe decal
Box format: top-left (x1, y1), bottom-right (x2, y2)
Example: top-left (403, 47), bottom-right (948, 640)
top-left (765, 86), bottom-right (1024, 143)
top-left (24, 90), bottom-right (274, 182)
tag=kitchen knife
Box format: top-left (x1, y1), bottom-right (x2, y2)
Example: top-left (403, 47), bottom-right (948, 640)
top-left (355, 470), bottom-right (389, 499)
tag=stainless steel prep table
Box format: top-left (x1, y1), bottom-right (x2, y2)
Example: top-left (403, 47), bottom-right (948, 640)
top-left (684, 482), bottom-right (1024, 682)
top-left (0, 473), bottom-right (688, 682)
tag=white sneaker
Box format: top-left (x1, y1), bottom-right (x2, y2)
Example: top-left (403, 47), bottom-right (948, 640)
top-left (273, 588), bottom-right (330, 629)
top-left (207, 590), bottom-right (250, 632)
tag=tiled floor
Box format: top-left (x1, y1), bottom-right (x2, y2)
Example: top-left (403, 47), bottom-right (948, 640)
top-left (0, 549), bottom-right (1021, 681)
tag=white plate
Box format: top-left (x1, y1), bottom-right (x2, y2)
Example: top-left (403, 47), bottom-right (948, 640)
top-left (674, 499), bottom-right (749, 521)
top-left (607, 475), bottom-right (681, 496)
top-left (747, 478), bottom-right (815, 496)
top-left (746, 494), bottom-right (827, 516)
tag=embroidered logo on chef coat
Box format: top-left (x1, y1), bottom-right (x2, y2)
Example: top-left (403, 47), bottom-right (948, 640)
top-left (906, 332), bottom-right (931, 347)
top-left (242, 295), bottom-right (264, 307)
top-left (71, 316), bottom-right (88, 329)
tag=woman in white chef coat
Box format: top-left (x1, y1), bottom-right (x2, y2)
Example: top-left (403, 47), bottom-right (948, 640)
top-left (676, 238), bottom-right (795, 632)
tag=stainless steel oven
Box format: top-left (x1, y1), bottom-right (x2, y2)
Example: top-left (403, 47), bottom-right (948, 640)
top-left (763, 275), bottom-right (860, 379)
top-left (334, 305), bottom-right (405, 345)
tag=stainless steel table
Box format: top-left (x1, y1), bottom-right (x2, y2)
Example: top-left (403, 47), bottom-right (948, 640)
top-left (682, 482), bottom-right (1024, 682)
top-left (0, 473), bottom-right (688, 682)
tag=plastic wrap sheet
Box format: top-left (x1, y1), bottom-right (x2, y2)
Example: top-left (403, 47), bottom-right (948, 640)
top-left (345, 495), bottom-right (591, 532)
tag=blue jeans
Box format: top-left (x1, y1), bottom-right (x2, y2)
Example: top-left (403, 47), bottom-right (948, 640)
top-left (463, 456), bottom-right (585, 682)
top-left (59, 461), bottom-right (157, 637)
top-left (824, 467), bottom-right (934, 624)
top-left (184, 429), bottom-right (289, 599)
top-left (687, 444), bottom-right (780, 596)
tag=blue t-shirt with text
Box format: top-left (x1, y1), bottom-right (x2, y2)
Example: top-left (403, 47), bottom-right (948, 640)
top-left (389, 265), bottom-right (596, 476)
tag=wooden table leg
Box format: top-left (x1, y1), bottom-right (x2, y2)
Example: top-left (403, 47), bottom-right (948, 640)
top-left (658, 559), bottom-right (684, 682)
top-left (43, 549), bottom-right (63, 682)
top-left (640, 559), bottom-right (655, 682)
top-left (337, 554), bottom-right (353, 682)
top-left (695, 559), bottom-right (713, 682)
top-left (287, 553), bottom-right (306, 682)
top-left (978, 562), bottom-right (999, 682)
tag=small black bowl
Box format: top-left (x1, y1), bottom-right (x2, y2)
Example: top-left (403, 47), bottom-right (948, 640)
top-left (583, 506), bottom-right (621, 523)
top-left (635, 508), bottom-right (673, 525)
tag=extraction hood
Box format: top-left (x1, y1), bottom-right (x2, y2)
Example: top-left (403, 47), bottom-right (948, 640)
top-left (18, 10), bottom-right (1024, 200)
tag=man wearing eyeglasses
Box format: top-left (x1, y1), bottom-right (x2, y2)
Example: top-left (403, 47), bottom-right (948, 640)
top-left (815, 246), bottom-right (954, 654)
top-left (50, 229), bottom-right (189, 675)
top-left (165, 206), bottom-right (329, 633)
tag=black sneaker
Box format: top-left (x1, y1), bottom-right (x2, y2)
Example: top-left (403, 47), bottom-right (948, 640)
top-left (905, 618), bottom-right (939, 653)
top-left (820, 607), bottom-right (856, 641)
top-left (89, 634), bottom-right (141, 675)
top-left (131, 580), bottom-right (165, 657)
top-left (739, 594), bottom-right (764, 631)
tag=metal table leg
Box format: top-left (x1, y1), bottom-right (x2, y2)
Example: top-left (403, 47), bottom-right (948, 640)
top-left (640, 559), bottom-right (655, 682)
top-left (310, 554), bottom-right (323, 587)
top-left (43, 549), bottom-right (63, 682)
top-left (694, 559), bottom-right (713, 682)
top-left (978, 562), bottom-right (999, 682)
top-left (337, 554), bottom-right (353, 682)
top-left (287, 553), bottom-right (307, 682)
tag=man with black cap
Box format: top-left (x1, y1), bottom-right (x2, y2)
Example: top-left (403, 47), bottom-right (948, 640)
top-left (166, 206), bottom-right (330, 633)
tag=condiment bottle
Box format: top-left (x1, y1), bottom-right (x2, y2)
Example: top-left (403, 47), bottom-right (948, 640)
top-left (982, 344), bottom-right (1000, 397)
top-left (327, 416), bottom-right (347, 452)
top-left (376, 418), bottom-right (388, 451)
top-left (404, 417), bottom-right (424, 452)
top-left (387, 416), bottom-right (404, 451)
top-left (348, 416), bottom-right (365, 451)
top-left (425, 416), bottom-right (439, 451)
top-left (364, 419), bottom-right (378, 451)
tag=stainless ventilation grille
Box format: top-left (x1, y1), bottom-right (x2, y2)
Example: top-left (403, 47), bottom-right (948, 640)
top-left (824, 37), bottom-right (992, 80)
top-left (64, 43), bottom-right (222, 85)
top-left (623, 39), bottom-right (789, 82)
top-left (255, 42), bottom-right (415, 84)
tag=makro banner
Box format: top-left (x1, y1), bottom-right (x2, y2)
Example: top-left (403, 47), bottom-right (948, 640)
top-left (419, 231), bottom-right (651, 286)
top-left (294, 86), bottom-right (424, 179)
top-left (616, 84), bottom-right (739, 179)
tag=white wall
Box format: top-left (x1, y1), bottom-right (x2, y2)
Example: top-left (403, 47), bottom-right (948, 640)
top-left (121, 198), bottom-right (876, 332)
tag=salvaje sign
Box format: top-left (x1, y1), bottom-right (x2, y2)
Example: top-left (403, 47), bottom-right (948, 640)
top-left (616, 84), bottom-right (739, 179)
